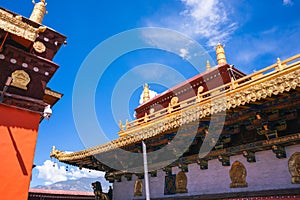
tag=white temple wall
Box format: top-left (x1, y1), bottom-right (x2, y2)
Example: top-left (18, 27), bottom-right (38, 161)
top-left (113, 144), bottom-right (300, 200)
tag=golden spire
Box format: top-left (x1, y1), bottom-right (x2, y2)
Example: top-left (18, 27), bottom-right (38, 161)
top-left (206, 60), bottom-right (211, 71)
top-left (215, 43), bottom-right (227, 65)
top-left (30, 0), bottom-right (47, 24)
top-left (142, 83), bottom-right (150, 103)
top-left (277, 57), bottom-right (283, 71)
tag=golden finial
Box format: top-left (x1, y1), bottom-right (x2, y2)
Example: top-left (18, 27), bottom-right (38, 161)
top-left (215, 43), bottom-right (227, 65)
top-left (197, 86), bottom-right (204, 102)
top-left (206, 60), bottom-right (211, 71)
top-left (276, 57), bottom-right (283, 71)
top-left (30, 0), bottom-right (47, 24)
top-left (51, 146), bottom-right (56, 155)
top-left (125, 119), bottom-right (129, 130)
top-left (50, 146), bottom-right (61, 158)
top-left (119, 120), bottom-right (124, 131)
top-left (142, 83), bottom-right (150, 103)
top-left (144, 113), bottom-right (149, 123)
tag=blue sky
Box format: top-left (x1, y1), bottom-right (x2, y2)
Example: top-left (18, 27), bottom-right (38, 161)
top-left (1, 0), bottom-right (300, 188)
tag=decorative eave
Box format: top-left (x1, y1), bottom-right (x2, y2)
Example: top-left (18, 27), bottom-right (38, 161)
top-left (1, 44), bottom-right (59, 82)
top-left (0, 6), bottom-right (66, 59)
top-left (45, 88), bottom-right (63, 99)
top-left (44, 88), bottom-right (63, 107)
top-left (0, 8), bottom-right (41, 42)
top-left (51, 54), bottom-right (300, 164)
top-left (105, 133), bottom-right (300, 178)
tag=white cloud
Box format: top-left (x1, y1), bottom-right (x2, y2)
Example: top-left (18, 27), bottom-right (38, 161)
top-left (36, 160), bottom-right (67, 185)
top-left (179, 48), bottom-right (190, 59)
top-left (139, 89), bottom-right (158, 104)
top-left (140, 28), bottom-right (197, 60)
top-left (67, 167), bottom-right (105, 180)
top-left (36, 160), bottom-right (105, 185)
top-left (283, 0), bottom-right (293, 5)
top-left (180, 0), bottom-right (237, 46)
top-left (228, 24), bottom-right (300, 73)
top-left (132, 64), bottom-right (186, 86)
top-left (144, 0), bottom-right (237, 47)
top-left (133, 64), bottom-right (167, 80)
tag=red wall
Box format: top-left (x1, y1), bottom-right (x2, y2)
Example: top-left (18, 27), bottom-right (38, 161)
top-left (0, 104), bottom-right (40, 200)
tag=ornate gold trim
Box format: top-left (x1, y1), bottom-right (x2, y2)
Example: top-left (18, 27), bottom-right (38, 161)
top-left (51, 55), bottom-right (300, 162)
top-left (0, 9), bottom-right (40, 42)
top-left (33, 41), bottom-right (46, 53)
top-left (168, 96), bottom-right (179, 113)
top-left (11, 70), bottom-right (30, 90)
top-left (45, 89), bottom-right (63, 99)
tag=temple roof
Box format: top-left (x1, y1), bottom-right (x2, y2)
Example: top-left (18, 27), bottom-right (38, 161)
top-left (135, 63), bottom-right (245, 111)
top-left (51, 54), bottom-right (300, 173)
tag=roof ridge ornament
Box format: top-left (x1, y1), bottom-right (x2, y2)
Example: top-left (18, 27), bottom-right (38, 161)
top-left (206, 60), bottom-right (211, 71)
top-left (30, 0), bottom-right (47, 24)
top-left (142, 83), bottom-right (150, 103)
top-left (215, 43), bottom-right (227, 65)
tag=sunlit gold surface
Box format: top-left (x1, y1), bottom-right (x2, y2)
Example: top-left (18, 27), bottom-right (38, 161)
top-left (51, 54), bottom-right (300, 162)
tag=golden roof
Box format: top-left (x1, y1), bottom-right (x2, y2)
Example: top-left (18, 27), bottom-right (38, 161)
top-left (51, 54), bottom-right (300, 163)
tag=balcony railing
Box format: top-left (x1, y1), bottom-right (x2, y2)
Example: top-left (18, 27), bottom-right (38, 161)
top-left (119, 54), bottom-right (300, 137)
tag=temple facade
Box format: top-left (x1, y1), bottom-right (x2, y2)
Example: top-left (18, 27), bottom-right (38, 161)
top-left (52, 43), bottom-right (300, 199)
top-left (113, 145), bottom-right (300, 199)
top-left (0, 1), bottom-right (65, 199)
